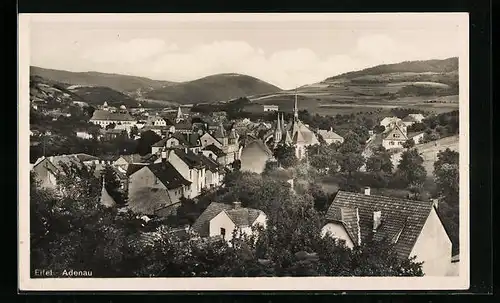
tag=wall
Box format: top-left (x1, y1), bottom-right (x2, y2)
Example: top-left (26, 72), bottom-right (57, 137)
top-left (200, 133), bottom-right (223, 149)
top-left (410, 207), bottom-right (453, 276)
top-left (127, 167), bottom-right (172, 212)
top-left (209, 211), bottom-right (236, 242)
top-left (167, 151), bottom-right (200, 199)
top-left (412, 133), bottom-right (425, 144)
top-left (240, 142), bottom-right (272, 174)
top-left (382, 139), bottom-right (405, 150)
top-left (321, 222), bottom-right (355, 249)
top-left (32, 159), bottom-right (57, 189)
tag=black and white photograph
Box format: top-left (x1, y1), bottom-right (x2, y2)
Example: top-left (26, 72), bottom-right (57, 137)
top-left (19, 13), bottom-right (469, 291)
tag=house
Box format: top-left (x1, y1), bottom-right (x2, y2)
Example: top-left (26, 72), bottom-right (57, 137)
top-left (243, 104), bottom-right (279, 113)
top-left (151, 133), bottom-right (202, 155)
top-left (198, 153), bottom-right (224, 188)
top-left (191, 201), bottom-right (267, 245)
top-left (127, 162), bottom-right (192, 216)
top-left (146, 115), bottom-right (168, 127)
top-left (321, 188), bottom-right (452, 276)
top-left (408, 113), bottom-right (425, 123)
top-left (382, 123), bottom-right (408, 149)
top-left (76, 131), bottom-right (94, 140)
top-left (113, 154), bottom-right (157, 171)
top-left (202, 144), bottom-right (227, 166)
top-left (31, 154), bottom-right (100, 190)
top-left (89, 109), bottom-right (137, 130)
top-left (380, 116), bottom-right (403, 128)
top-left (175, 121), bottom-right (194, 134)
top-left (200, 124), bottom-right (240, 166)
top-left (317, 128), bottom-right (344, 145)
top-left (163, 148), bottom-right (207, 198)
top-left (382, 123), bottom-right (425, 150)
top-left (103, 128), bottom-right (128, 141)
top-left (240, 139), bottom-right (274, 174)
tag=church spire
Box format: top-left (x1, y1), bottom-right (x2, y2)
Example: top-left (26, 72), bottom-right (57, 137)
top-left (175, 106), bottom-right (183, 123)
top-left (294, 87), bottom-right (298, 120)
top-left (274, 112), bottom-right (282, 144)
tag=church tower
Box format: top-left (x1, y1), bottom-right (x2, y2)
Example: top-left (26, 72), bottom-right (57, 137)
top-left (175, 106), bottom-right (183, 123)
top-left (293, 87), bottom-right (299, 121)
top-left (273, 112), bottom-right (282, 145)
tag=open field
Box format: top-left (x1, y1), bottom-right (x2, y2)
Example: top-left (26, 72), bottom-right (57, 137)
top-left (391, 135), bottom-right (459, 176)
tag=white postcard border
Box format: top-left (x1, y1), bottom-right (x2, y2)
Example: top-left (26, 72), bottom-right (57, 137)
top-left (18, 13), bottom-right (470, 291)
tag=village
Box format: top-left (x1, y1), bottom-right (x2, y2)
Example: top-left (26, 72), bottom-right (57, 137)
top-left (30, 90), bottom-right (460, 277)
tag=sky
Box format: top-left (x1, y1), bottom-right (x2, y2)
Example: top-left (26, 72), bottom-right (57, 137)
top-left (26, 14), bottom-right (467, 90)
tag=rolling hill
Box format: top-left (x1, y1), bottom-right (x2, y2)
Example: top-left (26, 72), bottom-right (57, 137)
top-left (250, 57), bottom-right (459, 115)
top-left (30, 66), bottom-right (175, 94)
top-left (144, 73), bottom-right (282, 104)
top-left (30, 75), bottom-right (139, 108)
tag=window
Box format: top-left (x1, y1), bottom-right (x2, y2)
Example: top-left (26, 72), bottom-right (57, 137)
top-left (390, 141), bottom-right (394, 145)
top-left (154, 176), bottom-right (159, 184)
top-left (220, 228), bottom-right (226, 238)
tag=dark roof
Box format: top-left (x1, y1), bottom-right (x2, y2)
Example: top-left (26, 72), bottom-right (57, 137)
top-left (191, 202), bottom-right (264, 237)
top-left (325, 206), bottom-right (360, 246)
top-left (173, 149), bottom-right (205, 169)
top-left (90, 110), bottom-right (135, 121)
top-left (148, 162), bottom-right (191, 190)
top-left (402, 116), bottom-right (416, 122)
top-left (326, 190), bottom-right (434, 260)
top-left (126, 163), bottom-right (149, 176)
top-left (203, 144), bottom-right (226, 157)
top-left (175, 121), bottom-right (193, 130)
top-left (225, 208), bottom-right (262, 227)
top-left (199, 154), bottom-right (221, 172)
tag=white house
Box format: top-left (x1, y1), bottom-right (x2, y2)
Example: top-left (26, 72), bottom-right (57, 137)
top-left (191, 202), bottom-right (267, 245)
top-left (317, 128), bottom-right (344, 145)
top-left (380, 116), bottom-right (403, 128)
top-left (163, 149), bottom-right (206, 199)
top-left (89, 109), bottom-right (137, 131)
top-left (321, 188), bottom-right (453, 276)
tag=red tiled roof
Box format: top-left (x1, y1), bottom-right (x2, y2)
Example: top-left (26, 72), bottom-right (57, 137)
top-left (326, 190), bottom-right (434, 260)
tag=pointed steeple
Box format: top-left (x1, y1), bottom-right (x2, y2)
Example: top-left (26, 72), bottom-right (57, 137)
top-left (274, 112), bottom-right (282, 143)
top-left (281, 113), bottom-right (286, 132)
top-left (175, 106), bottom-right (183, 123)
top-left (282, 129), bottom-right (293, 145)
top-left (100, 177), bottom-right (116, 208)
top-left (293, 87), bottom-right (299, 120)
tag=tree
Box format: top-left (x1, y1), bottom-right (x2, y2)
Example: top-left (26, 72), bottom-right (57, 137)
top-left (373, 125), bottom-right (385, 134)
top-left (273, 144), bottom-right (298, 169)
top-left (101, 164), bottom-right (127, 205)
top-left (338, 153), bottom-right (365, 176)
top-left (433, 148), bottom-right (459, 172)
top-left (175, 197), bottom-right (199, 225)
top-left (365, 145), bottom-right (393, 174)
top-left (129, 125), bottom-right (139, 139)
top-left (402, 138), bottom-right (415, 149)
top-left (396, 148), bottom-right (427, 187)
top-left (231, 159), bottom-right (241, 171)
top-left (105, 123), bottom-right (116, 130)
top-left (135, 130), bottom-right (162, 156)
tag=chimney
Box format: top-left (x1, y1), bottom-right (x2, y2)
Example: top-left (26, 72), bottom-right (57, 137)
top-left (373, 211), bottom-right (382, 232)
top-left (364, 187), bottom-right (371, 195)
top-left (232, 201), bottom-right (241, 209)
top-left (161, 151), bottom-right (167, 162)
top-left (184, 147), bottom-right (188, 154)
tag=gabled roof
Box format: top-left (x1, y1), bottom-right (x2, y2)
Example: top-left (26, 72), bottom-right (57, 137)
top-left (287, 119), bottom-right (319, 145)
top-left (213, 123), bottom-right (227, 138)
top-left (327, 190), bottom-right (434, 260)
top-left (90, 110), bottom-right (135, 121)
top-left (100, 185), bottom-right (117, 208)
top-left (126, 163), bottom-right (149, 176)
top-left (318, 129), bottom-right (344, 141)
top-left (325, 206), bottom-right (360, 246)
top-left (147, 162), bottom-right (191, 190)
top-left (203, 144), bottom-right (226, 157)
top-left (383, 124), bottom-right (408, 141)
top-left (191, 202), bottom-right (233, 237)
top-left (173, 149), bottom-right (205, 169)
top-left (175, 121), bottom-right (193, 130)
top-left (198, 154), bottom-right (221, 172)
top-left (224, 208), bottom-right (263, 227)
top-left (74, 153), bottom-right (100, 162)
top-left (191, 202), bottom-right (264, 237)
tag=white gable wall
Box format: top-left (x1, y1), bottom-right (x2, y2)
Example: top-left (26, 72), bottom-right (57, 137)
top-left (321, 222), bottom-right (355, 249)
top-left (409, 207), bottom-right (452, 276)
top-left (209, 211), bottom-right (236, 243)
